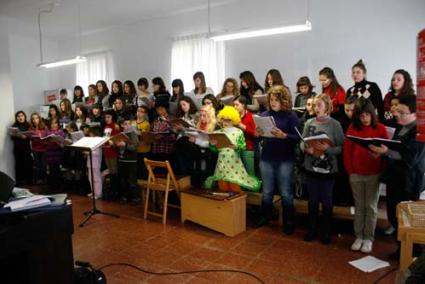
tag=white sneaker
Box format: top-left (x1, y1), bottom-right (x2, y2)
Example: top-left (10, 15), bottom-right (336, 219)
top-left (361, 240), bottom-right (373, 253)
top-left (351, 238), bottom-right (363, 251)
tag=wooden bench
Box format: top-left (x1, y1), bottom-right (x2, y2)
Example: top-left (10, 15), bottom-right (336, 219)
top-left (181, 190), bottom-right (247, 237)
top-left (397, 202), bottom-right (425, 272)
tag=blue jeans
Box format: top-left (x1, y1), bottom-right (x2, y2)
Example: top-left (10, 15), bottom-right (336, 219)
top-left (260, 159), bottom-right (295, 207)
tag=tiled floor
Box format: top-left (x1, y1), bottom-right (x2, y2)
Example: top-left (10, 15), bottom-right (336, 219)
top-left (69, 194), bottom-right (400, 284)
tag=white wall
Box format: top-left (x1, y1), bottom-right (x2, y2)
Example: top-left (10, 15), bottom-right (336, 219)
top-left (8, 17), bottom-right (60, 115)
top-left (0, 16), bottom-right (17, 177)
top-left (53, 0), bottom-right (425, 97)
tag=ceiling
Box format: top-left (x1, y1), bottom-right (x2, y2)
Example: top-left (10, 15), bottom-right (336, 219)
top-left (0, 0), bottom-right (234, 39)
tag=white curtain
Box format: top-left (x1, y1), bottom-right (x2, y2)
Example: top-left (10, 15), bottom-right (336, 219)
top-left (76, 51), bottom-right (115, 92)
top-left (171, 35), bottom-right (225, 94)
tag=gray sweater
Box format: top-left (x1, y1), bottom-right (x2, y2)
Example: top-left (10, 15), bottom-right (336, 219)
top-left (300, 116), bottom-right (344, 175)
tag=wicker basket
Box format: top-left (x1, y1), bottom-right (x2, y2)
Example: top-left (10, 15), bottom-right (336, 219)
top-left (406, 203), bottom-right (425, 227)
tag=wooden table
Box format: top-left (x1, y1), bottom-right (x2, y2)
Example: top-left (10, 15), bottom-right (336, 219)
top-left (181, 190), bottom-right (246, 237)
top-left (397, 202), bottom-right (425, 272)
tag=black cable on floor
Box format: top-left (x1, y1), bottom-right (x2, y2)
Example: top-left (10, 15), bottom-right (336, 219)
top-left (98, 262), bottom-right (265, 283)
top-left (373, 266), bottom-right (398, 284)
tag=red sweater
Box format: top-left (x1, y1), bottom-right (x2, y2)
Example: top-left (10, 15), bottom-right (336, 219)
top-left (241, 111), bottom-right (256, 151)
top-left (103, 122), bottom-right (120, 159)
top-left (343, 123), bottom-right (388, 176)
top-left (323, 85), bottom-right (346, 113)
top-left (30, 127), bottom-right (48, 152)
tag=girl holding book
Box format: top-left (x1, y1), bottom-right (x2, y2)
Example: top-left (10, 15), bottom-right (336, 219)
top-left (216, 78), bottom-right (240, 103)
top-left (255, 85), bottom-right (300, 234)
top-left (204, 106), bottom-right (260, 193)
top-left (173, 96), bottom-right (199, 176)
top-left (188, 105), bottom-right (218, 187)
top-left (233, 95), bottom-right (256, 176)
top-left (11, 111), bottom-right (33, 185)
top-left (343, 99), bottom-right (388, 253)
top-left (301, 94), bottom-right (344, 244)
top-left (30, 112), bottom-right (48, 184)
top-left (136, 77), bottom-right (154, 108)
top-left (46, 119), bottom-right (66, 191)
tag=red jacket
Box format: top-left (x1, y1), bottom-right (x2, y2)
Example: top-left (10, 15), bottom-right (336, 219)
top-left (343, 123), bottom-right (388, 176)
top-left (323, 85), bottom-right (346, 113)
top-left (103, 122), bottom-right (120, 159)
top-left (241, 111), bottom-right (256, 151)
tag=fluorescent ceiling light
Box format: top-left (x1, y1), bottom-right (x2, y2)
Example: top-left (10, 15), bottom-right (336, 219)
top-left (210, 20), bottom-right (312, 41)
top-left (37, 56), bottom-right (86, 68)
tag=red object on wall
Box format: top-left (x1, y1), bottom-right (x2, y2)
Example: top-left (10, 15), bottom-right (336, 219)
top-left (417, 28), bottom-right (425, 142)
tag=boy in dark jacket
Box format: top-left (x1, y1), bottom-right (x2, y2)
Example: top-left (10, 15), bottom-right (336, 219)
top-left (370, 95), bottom-right (425, 259)
top-left (117, 116), bottom-right (140, 204)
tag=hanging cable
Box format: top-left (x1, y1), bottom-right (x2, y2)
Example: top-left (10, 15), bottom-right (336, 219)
top-left (207, 0), bottom-right (211, 36)
top-left (37, 3), bottom-right (55, 63)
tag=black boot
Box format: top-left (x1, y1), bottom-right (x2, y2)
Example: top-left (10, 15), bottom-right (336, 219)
top-left (282, 205), bottom-right (295, 235)
top-left (254, 202), bottom-right (274, 228)
top-left (304, 203), bottom-right (318, 241)
top-left (320, 206), bottom-right (333, 245)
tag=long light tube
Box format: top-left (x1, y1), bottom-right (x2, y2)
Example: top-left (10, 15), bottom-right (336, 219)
top-left (210, 20), bottom-right (312, 41)
top-left (37, 56), bottom-right (87, 68)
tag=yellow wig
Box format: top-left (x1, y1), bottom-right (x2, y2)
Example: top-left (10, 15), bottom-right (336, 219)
top-left (217, 106), bottom-right (241, 126)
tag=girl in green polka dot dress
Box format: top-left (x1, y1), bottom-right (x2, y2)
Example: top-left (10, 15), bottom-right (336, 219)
top-left (204, 106), bottom-right (261, 192)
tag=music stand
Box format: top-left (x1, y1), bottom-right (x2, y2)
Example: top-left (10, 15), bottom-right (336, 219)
top-left (65, 137), bottom-right (119, 227)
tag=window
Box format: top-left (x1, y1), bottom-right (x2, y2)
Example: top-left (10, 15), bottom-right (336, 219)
top-left (171, 34), bottom-right (225, 94)
top-left (76, 51), bottom-right (115, 89)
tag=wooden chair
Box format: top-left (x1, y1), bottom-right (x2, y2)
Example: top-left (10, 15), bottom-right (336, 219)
top-left (143, 158), bottom-right (191, 224)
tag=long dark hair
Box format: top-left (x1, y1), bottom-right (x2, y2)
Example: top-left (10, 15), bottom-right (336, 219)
top-left (48, 104), bottom-right (62, 120)
top-left (239, 71), bottom-right (264, 97)
top-left (73, 85), bottom-right (85, 103)
top-left (193, 71), bottom-right (207, 94)
top-left (264, 69), bottom-right (285, 92)
top-left (319, 67), bottom-right (342, 98)
top-left (351, 98), bottom-right (378, 130)
top-left (111, 80), bottom-right (123, 96)
top-left (390, 69), bottom-right (415, 96)
top-left (96, 80), bottom-right (109, 96)
top-left (176, 96), bottom-right (198, 118)
top-left (123, 80), bottom-right (137, 96)
top-left (202, 94), bottom-right (223, 112)
top-left (171, 79), bottom-right (185, 102)
top-left (13, 110), bottom-right (30, 129)
top-left (152, 77), bottom-right (167, 94)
